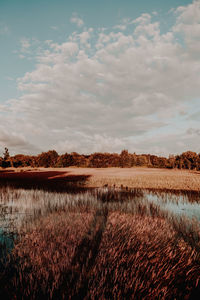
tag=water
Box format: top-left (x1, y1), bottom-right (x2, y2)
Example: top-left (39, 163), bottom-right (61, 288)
top-left (0, 187), bottom-right (97, 262)
top-left (145, 191), bottom-right (200, 221)
top-left (0, 187), bottom-right (200, 263)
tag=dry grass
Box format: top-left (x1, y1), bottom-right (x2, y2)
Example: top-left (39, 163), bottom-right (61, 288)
top-left (87, 212), bottom-right (200, 299)
top-left (1, 167), bottom-right (200, 191)
top-left (1, 210), bottom-right (94, 299)
top-left (83, 168), bottom-right (200, 191)
top-left (0, 188), bottom-right (200, 299)
top-left (0, 184), bottom-right (200, 299)
top-left (2, 208), bottom-right (200, 299)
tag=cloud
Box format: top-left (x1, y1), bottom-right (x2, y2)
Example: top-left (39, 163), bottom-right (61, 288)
top-left (56, 134), bottom-right (124, 154)
top-left (79, 30), bottom-right (92, 45)
top-left (132, 13), bottom-right (152, 25)
top-left (187, 111), bottom-right (200, 120)
top-left (0, 126), bottom-right (40, 155)
top-left (70, 14), bottom-right (84, 27)
top-left (186, 128), bottom-right (200, 136)
top-left (1, 1), bottom-right (200, 155)
top-left (173, 0), bottom-right (200, 55)
top-left (113, 24), bottom-right (127, 31)
top-left (50, 26), bottom-right (58, 31)
top-left (20, 38), bottom-right (31, 53)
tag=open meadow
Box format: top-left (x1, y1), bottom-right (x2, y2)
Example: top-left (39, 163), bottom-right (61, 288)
top-left (1, 166), bottom-right (199, 191)
top-left (66, 167), bottom-right (200, 191)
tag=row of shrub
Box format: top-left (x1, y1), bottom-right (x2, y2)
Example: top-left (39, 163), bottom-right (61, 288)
top-left (1, 149), bottom-right (200, 170)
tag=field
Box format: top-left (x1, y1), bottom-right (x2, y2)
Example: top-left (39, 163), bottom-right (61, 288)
top-left (1, 167), bottom-right (200, 191)
top-left (0, 168), bottom-right (200, 299)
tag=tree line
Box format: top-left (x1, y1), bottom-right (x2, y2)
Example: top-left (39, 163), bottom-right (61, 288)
top-left (1, 148), bottom-right (200, 170)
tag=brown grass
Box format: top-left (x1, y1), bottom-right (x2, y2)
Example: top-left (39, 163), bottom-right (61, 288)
top-left (1, 167), bottom-right (200, 191)
top-left (2, 207), bottom-right (200, 299)
top-left (0, 174), bottom-right (200, 298)
top-left (87, 212), bottom-right (200, 299)
top-left (1, 210), bottom-right (94, 299)
top-left (84, 168), bottom-right (200, 191)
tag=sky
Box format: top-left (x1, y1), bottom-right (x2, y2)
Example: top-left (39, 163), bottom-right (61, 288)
top-left (0, 0), bottom-right (200, 156)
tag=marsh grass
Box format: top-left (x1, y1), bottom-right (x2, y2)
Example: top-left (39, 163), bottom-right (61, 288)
top-left (0, 186), bottom-right (199, 299)
top-left (87, 212), bottom-right (200, 299)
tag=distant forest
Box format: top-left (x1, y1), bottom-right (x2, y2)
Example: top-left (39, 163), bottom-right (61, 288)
top-left (1, 148), bottom-right (200, 170)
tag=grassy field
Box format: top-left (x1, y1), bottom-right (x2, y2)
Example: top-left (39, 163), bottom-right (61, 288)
top-left (1, 167), bottom-right (200, 191)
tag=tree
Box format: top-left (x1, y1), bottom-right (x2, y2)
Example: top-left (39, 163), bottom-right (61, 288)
top-left (136, 155), bottom-right (148, 166)
top-left (119, 150), bottom-right (131, 167)
top-left (37, 150), bottom-right (59, 167)
top-left (12, 154), bottom-right (36, 168)
top-left (181, 151), bottom-right (197, 170)
top-left (3, 147), bottom-right (10, 160)
top-left (2, 147), bottom-right (12, 168)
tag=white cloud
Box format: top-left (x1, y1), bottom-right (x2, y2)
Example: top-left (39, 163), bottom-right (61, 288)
top-left (70, 14), bottom-right (84, 27)
top-left (186, 128), bottom-right (200, 136)
top-left (173, 0), bottom-right (200, 55)
top-left (50, 26), bottom-right (58, 31)
top-left (134, 21), bottom-right (160, 37)
top-left (1, 1), bottom-right (200, 155)
top-left (78, 29), bottom-right (93, 46)
top-left (20, 38), bottom-right (31, 53)
top-left (113, 24), bottom-right (127, 31)
top-left (132, 13), bottom-right (152, 25)
top-left (0, 126), bottom-right (39, 155)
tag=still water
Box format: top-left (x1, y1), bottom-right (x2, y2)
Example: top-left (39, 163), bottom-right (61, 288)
top-left (145, 191), bottom-right (200, 221)
top-left (0, 187), bottom-right (97, 261)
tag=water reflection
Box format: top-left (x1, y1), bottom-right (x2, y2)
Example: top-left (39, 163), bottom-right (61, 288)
top-left (0, 188), bottom-right (98, 234)
top-left (145, 190), bottom-right (200, 221)
top-left (0, 187), bottom-right (98, 262)
top-left (0, 186), bottom-right (200, 264)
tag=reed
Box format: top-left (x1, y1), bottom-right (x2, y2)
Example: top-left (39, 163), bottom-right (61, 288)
top-left (0, 186), bottom-right (199, 299)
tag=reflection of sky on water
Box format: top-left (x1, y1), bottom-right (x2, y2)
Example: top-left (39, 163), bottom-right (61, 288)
top-left (145, 192), bottom-right (200, 221)
top-left (0, 188), bottom-right (95, 261)
top-left (0, 188), bottom-right (98, 235)
top-left (0, 228), bottom-right (16, 268)
top-left (1, 188), bottom-right (200, 236)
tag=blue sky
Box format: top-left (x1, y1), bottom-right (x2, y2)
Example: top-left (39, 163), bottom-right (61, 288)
top-left (0, 0), bottom-right (200, 155)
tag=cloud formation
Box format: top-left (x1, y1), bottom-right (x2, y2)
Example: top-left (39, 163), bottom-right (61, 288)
top-left (1, 1), bottom-right (200, 156)
top-left (0, 126), bottom-right (40, 153)
top-left (70, 13), bottom-right (84, 27)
